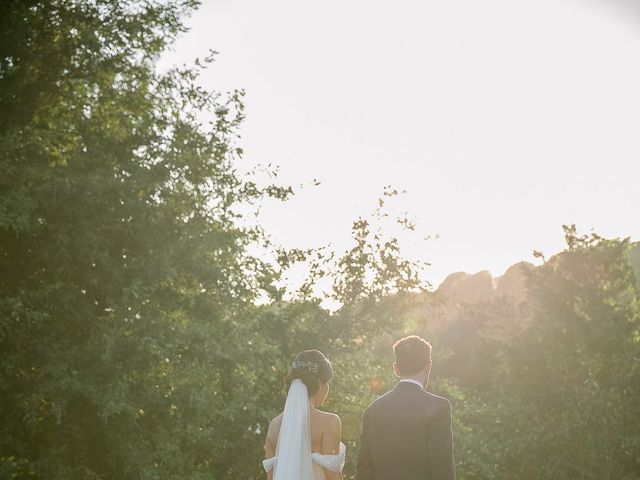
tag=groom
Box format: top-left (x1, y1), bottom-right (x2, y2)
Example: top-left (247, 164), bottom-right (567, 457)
top-left (356, 335), bottom-right (456, 480)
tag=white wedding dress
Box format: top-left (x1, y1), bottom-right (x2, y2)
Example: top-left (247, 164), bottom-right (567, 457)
top-left (262, 379), bottom-right (346, 480)
top-left (263, 443), bottom-right (346, 480)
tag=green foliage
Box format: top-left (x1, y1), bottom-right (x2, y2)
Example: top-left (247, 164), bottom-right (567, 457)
top-left (0, 3), bottom-right (426, 478)
top-left (434, 227), bottom-right (640, 479)
top-left (0, 1), bottom-right (288, 478)
top-left (2, 2), bottom-right (639, 479)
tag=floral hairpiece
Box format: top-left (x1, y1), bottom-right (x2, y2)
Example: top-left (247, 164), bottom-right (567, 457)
top-left (291, 360), bottom-right (319, 373)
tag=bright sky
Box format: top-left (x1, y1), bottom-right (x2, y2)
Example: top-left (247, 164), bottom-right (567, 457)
top-left (159, 0), bottom-right (640, 288)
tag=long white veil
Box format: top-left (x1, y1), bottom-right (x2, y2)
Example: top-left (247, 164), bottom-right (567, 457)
top-left (273, 379), bottom-right (314, 480)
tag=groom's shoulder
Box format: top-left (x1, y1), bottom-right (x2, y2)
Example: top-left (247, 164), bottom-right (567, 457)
top-left (421, 391), bottom-right (452, 412)
top-left (363, 385), bottom-right (410, 413)
top-left (362, 389), bottom-right (393, 415)
top-left (364, 388), bottom-right (451, 415)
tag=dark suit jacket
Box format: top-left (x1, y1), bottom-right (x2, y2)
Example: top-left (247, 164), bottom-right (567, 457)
top-left (356, 382), bottom-right (456, 480)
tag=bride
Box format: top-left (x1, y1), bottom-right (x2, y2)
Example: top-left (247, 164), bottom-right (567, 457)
top-left (263, 350), bottom-right (346, 480)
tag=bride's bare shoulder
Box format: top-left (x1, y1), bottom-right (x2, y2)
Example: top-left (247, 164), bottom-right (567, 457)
top-left (317, 410), bottom-right (340, 420)
top-left (269, 412), bottom-right (284, 425)
top-left (316, 410), bottom-right (342, 453)
top-left (315, 410), bottom-right (341, 431)
top-left (265, 413), bottom-right (284, 453)
top-left (268, 412), bottom-right (283, 431)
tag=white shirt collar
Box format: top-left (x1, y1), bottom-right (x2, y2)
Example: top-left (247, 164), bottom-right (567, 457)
top-left (398, 378), bottom-right (424, 389)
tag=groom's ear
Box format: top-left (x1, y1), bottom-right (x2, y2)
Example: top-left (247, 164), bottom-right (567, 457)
top-left (392, 363), bottom-right (402, 378)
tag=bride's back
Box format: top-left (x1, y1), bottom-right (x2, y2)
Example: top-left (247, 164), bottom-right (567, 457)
top-left (267, 408), bottom-right (341, 455)
top-left (263, 350), bottom-right (344, 479)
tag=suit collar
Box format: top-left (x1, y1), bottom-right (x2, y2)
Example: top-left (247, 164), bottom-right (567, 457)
top-left (394, 380), bottom-right (425, 392)
top-left (398, 378), bottom-right (424, 389)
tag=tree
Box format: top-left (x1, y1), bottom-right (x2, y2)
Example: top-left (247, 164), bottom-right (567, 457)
top-left (441, 227), bottom-right (640, 479)
top-left (0, 1), bottom-right (290, 478)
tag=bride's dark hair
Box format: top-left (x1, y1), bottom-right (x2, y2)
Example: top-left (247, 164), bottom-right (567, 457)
top-left (286, 350), bottom-right (333, 396)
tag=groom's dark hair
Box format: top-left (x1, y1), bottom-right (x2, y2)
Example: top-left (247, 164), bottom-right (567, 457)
top-left (393, 335), bottom-right (432, 376)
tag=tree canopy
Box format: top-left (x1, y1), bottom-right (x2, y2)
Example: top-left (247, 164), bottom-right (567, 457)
top-left (1, 2), bottom-right (639, 479)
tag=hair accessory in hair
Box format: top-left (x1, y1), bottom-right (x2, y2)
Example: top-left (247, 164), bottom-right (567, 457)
top-left (292, 360), bottom-right (319, 373)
